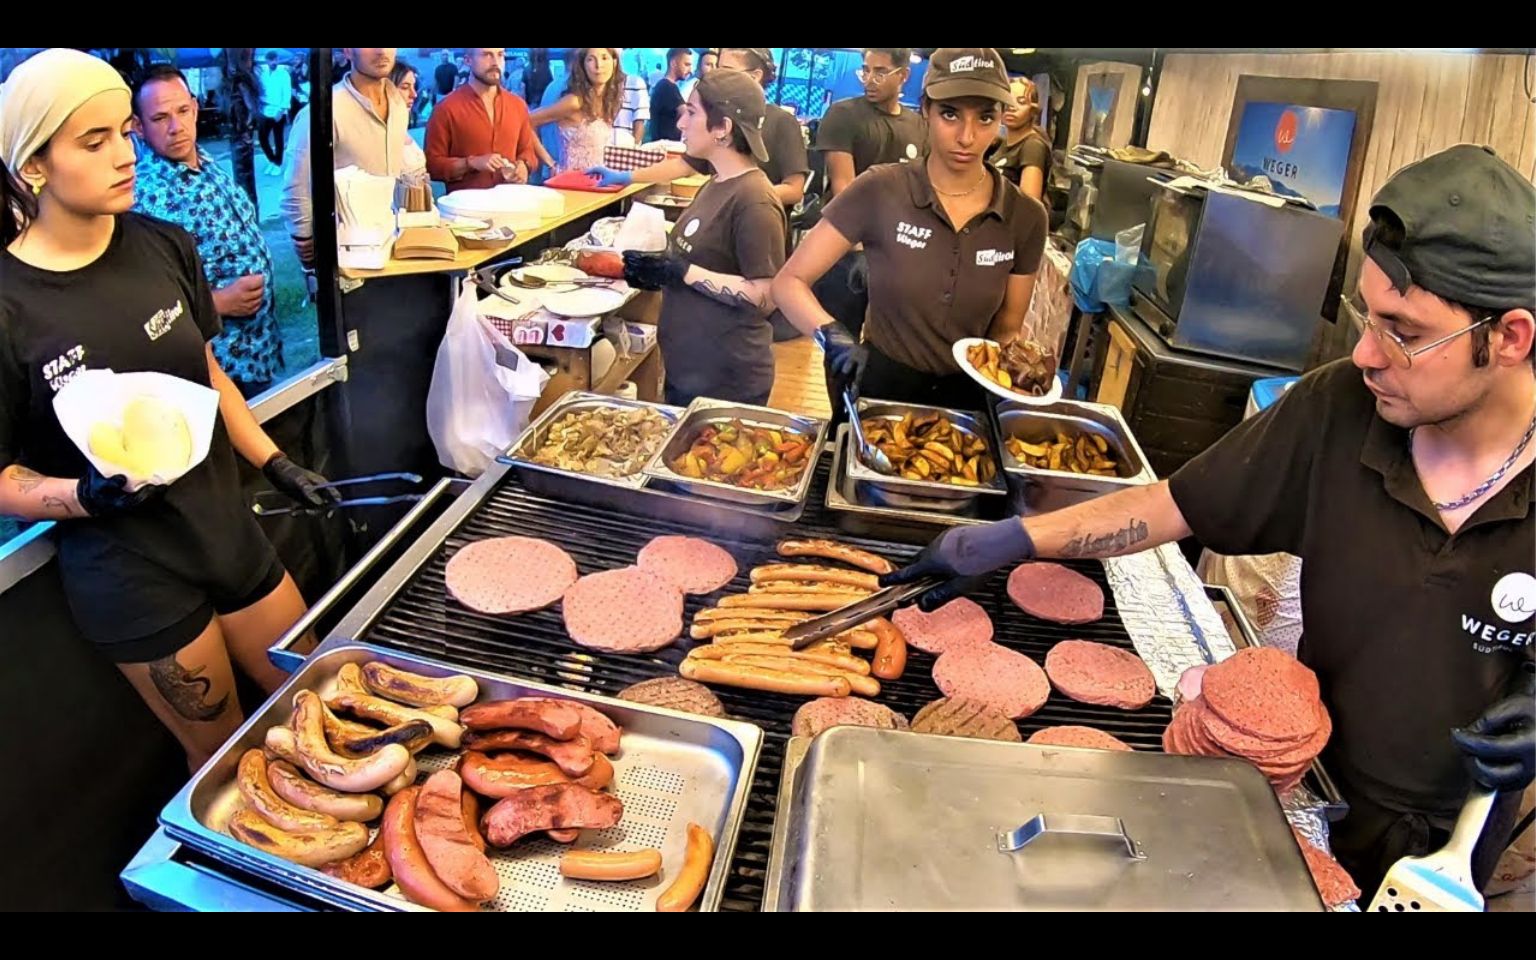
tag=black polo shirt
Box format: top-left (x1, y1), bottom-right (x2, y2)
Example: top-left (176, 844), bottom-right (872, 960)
top-left (1170, 359), bottom-right (1534, 819)
top-left (814, 96), bottom-right (927, 176)
top-left (820, 161), bottom-right (1047, 375)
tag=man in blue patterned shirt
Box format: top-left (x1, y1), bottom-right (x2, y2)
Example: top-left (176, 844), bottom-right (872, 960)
top-left (131, 64), bottom-right (285, 394)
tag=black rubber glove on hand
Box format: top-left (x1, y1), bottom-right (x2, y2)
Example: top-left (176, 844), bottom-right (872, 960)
top-left (263, 453), bottom-right (340, 510)
top-left (76, 465), bottom-right (163, 518)
top-left (1452, 663), bottom-right (1536, 792)
top-left (814, 322), bottom-right (869, 400)
top-left (878, 520), bottom-right (1037, 611)
top-left (622, 250), bottom-right (688, 291)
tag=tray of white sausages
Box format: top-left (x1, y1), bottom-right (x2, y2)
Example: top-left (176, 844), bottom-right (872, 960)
top-left (157, 638), bottom-right (763, 912)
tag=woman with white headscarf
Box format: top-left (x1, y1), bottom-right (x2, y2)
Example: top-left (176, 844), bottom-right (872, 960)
top-left (0, 49), bottom-right (334, 771)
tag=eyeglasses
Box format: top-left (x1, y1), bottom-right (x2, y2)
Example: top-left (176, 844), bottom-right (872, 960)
top-left (1340, 293), bottom-right (1494, 370)
top-left (857, 67), bottom-right (903, 82)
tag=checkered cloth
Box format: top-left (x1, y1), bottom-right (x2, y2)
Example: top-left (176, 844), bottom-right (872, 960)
top-left (603, 144), bottom-right (667, 172)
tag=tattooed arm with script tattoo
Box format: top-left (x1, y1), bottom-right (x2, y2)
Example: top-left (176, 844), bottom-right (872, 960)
top-left (0, 462), bottom-right (161, 521)
top-left (881, 481), bottom-right (1193, 609)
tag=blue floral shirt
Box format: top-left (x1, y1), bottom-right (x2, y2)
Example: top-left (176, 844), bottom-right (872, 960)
top-left (134, 147), bottom-right (284, 385)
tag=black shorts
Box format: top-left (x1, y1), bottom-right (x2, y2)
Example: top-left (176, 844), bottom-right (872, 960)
top-left (60, 535), bottom-right (287, 665)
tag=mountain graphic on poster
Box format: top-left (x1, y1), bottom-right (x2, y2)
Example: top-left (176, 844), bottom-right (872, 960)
top-left (1228, 101), bottom-right (1356, 219)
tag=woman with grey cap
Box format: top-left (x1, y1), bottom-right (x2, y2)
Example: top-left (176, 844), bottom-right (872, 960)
top-left (0, 49), bottom-right (335, 771)
top-left (620, 70), bottom-right (788, 407)
top-left (773, 47), bottom-right (1049, 408)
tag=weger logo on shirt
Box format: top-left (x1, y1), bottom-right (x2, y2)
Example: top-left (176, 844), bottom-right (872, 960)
top-left (143, 299), bottom-right (185, 342)
top-left (976, 248), bottom-right (1014, 267)
top-left (895, 221), bottom-right (931, 250)
top-left (1460, 571), bottom-right (1536, 654)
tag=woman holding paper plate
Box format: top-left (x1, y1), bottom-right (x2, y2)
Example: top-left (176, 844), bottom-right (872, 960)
top-left (0, 50), bottom-right (337, 771)
top-left (618, 70), bottom-right (787, 406)
top-left (772, 48), bottom-right (1049, 410)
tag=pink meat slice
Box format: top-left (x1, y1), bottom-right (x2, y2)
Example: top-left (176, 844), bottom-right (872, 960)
top-left (1043, 640), bottom-right (1156, 710)
top-left (636, 535), bottom-right (739, 595)
top-left (446, 537), bottom-right (579, 615)
top-left (932, 643), bottom-right (1051, 719)
top-left (562, 566), bottom-right (684, 653)
top-left (1006, 562), bottom-right (1105, 624)
top-left (891, 597), bottom-right (994, 655)
top-left (1027, 725), bottom-right (1133, 752)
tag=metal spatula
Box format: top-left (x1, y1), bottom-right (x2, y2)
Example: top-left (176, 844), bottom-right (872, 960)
top-left (1367, 787), bottom-right (1496, 913)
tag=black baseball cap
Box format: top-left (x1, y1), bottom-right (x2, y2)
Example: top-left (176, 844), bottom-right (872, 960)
top-left (1364, 143), bottom-right (1536, 308)
top-left (923, 47), bottom-right (1016, 106)
top-left (696, 69), bottom-right (770, 164)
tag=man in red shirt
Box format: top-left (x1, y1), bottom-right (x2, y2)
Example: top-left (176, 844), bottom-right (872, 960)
top-left (425, 47), bottom-right (546, 190)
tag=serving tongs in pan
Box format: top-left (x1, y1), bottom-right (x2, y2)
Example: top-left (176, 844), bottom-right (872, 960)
top-left (252, 471), bottom-right (425, 517)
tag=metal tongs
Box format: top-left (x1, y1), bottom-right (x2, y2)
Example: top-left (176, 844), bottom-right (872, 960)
top-left (780, 575), bottom-right (945, 649)
top-left (252, 471), bottom-right (426, 517)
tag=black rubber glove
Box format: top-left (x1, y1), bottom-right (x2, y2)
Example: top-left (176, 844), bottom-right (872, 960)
top-left (622, 250), bottom-right (688, 291)
top-left (262, 453), bottom-right (340, 510)
top-left (76, 465), bottom-right (163, 518)
top-left (1452, 663), bottom-right (1535, 792)
top-left (814, 322), bottom-right (869, 400)
top-left (879, 520), bottom-right (1037, 611)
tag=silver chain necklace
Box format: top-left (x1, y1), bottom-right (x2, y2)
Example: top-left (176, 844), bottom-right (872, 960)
top-left (1412, 407), bottom-right (1536, 512)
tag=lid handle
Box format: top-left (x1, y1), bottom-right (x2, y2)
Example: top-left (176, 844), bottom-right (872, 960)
top-left (997, 814), bottom-right (1146, 861)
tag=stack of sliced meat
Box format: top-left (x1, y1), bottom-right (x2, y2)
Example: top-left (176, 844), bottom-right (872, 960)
top-left (456, 698), bottom-right (624, 850)
top-left (1162, 647), bottom-right (1331, 793)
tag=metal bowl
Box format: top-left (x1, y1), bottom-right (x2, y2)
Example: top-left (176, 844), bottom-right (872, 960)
top-left (845, 399), bottom-right (1008, 503)
top-left (641, 398), bottom-right (828, 508)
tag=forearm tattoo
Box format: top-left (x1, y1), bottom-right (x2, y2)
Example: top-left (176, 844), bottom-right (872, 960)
top-left (695, 278), bottom-right (761, 310)
top-left (1060, 518), bottom-right (1150, 559)
top-left (10, 465), bottom-right (45, 494)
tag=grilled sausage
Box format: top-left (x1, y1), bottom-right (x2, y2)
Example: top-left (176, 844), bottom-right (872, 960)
top-left (236, 749), bottom-right (341, 834)
top-left (460, 730), bottom-right (594, 777)
top-left (289, 691), bottom-right (413, 793)
top-left (327, 691), bottom-right (462, 749)
top-left (361, 661), bottom-right (479, 708)
top-left (560, 849), bottom-right (662, 881)
top-left (480, 784), bottom-right (623, 848)
top-left (414, 771), bottom-right (499, 902)
top-left (750, 564), bottom-right (882, 590)
top-left (458, 750), bottom-right (614, 799)
top-left (381, 787), bottom-right (479, 912)
top-left (460, 698), bottom-right (582, 741)
top-left (656, 822), bottom-right (714, 912)
top-left (320, 831), bottom-right (392, 889)
top-left (679, 658), bottom-right (852, 697)
top-left (871, 617), bottom-right (908, 681)
top-left (775, 539), bottom-right (894, 574)
top-left (228, 808), bottom-right (369, 869)
top-left (267, 759), bottom-right (384, 823)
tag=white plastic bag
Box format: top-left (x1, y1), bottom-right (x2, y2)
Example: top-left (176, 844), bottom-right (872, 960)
top-left (426, 278), bottom-right (549, 477)
top-left (52, 369), bottom-right (221, 491)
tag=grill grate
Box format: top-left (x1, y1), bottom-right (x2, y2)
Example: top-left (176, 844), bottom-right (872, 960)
top-left (361, 461), bottom-right (1174, 912)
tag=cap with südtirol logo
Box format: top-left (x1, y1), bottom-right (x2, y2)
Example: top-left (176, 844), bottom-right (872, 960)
top-left (922, 48), bottom-right (1017, 107)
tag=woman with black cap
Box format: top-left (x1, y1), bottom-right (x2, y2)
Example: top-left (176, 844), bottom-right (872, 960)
top-left (619, 71), bottom-right (788, 407)
top-left (773, 47), bottom-right (1049, 409)
top-left (0, 49), bottom-right (336, 770)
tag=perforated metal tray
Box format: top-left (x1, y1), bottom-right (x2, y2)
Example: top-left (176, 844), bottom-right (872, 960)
top-left (158, 639), bottom-right (762, 912)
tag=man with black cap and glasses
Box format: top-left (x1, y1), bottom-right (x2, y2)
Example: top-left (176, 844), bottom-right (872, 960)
top-left (876, 143), bottom-right (1536, 900)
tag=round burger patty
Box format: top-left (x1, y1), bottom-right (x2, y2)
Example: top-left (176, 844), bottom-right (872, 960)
top-left (910, 697), bottom-right (1022, 742)
top-left (616, 677), bottom-right (727, 718)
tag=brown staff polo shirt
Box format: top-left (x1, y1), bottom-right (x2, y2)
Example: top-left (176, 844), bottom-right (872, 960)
top-left (819, 161), bottom-right (1047, 375)
top-left (1170, 358), bottom-right (1534, 819)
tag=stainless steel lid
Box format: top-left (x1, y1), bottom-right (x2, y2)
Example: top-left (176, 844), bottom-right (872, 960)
top-left (765, 727), bottom-right (1323, 912)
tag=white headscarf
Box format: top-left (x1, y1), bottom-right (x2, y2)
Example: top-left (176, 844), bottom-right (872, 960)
top-left (0, 48), bottom-right (130, 173)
